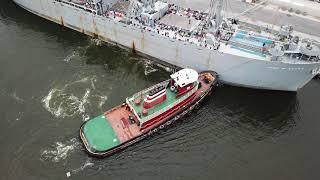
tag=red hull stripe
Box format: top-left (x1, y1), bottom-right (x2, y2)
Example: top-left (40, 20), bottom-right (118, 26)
top-left (142, 92), bottom-right (196, 129)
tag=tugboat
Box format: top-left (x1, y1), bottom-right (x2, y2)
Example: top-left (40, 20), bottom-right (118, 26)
top-left (79, 69), bottom-right (217, 157)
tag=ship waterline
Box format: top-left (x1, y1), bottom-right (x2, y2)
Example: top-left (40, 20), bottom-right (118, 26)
top-left (13, 0), bottom-right (320, 91)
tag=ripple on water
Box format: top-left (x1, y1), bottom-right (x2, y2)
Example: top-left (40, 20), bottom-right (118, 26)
top-left (42, 88), bottom-right (90, 118)
top-left (143, 60), bottom-right (158, 75)
top-left (70, 158), bottom-right (94, 175)
top-left (63, 50), bottom-right (78, 62)
top-left (90, 38), bottom-right (103, 46)
top-left (42, 76), bottom-right (109, 119)
top-left (40, 138), bottom-right (81, 163)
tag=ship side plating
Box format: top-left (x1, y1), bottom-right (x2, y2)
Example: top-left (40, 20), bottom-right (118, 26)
top-left (13, 0), bottom-right (320, 91)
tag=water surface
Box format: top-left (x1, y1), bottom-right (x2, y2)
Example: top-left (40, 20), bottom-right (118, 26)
top-left (1, 1), bottom-right (320, 179)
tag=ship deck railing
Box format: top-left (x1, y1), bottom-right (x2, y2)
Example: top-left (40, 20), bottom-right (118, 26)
top-left (227, 39), bottom-right (269, 58)
top-left (56, 0), bottom-right (219, 51)
top-left (55, 0), bottom-right (98, 14)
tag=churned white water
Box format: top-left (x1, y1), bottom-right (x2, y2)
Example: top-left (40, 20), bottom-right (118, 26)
top-left (40, 138), bottom-right (81, 163)
top-left (42, 76), bottom-right (109, 118)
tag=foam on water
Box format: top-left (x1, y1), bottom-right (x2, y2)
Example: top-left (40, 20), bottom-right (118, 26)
top-left (78, 88), bottom-right (90, 113)
top-left (42, 88), bottom-right (85, 118)
top-left (63, 50), bottom-right (78, 62)
top-left (10, 92), bottom-right (24, 103)
top-left (141, 59), bottom-right (174, 74)
top-left (70, 158), bottom-right (94, 174)
top-left (98, 95), bottom-right (108, 108)
top-left (15, 112), bottom-right (23, 121)
top-left (90, 38), bottom-right (103, 46)
top-left (64, 77), bottom-right (90, 88)
top-left (42, 76), bottom-right (108, 118)
top-left (82, 114), bottom-right (90, 121)
top-left (90, 76), bottom-right (97, 90)
top-left (143, 60), bottom-right (158, 75)
top-left (40, 138), bottom-right (81, 163)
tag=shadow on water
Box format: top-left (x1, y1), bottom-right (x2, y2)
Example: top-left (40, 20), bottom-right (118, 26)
top-left (0, 0), bottom-right (88, 46)
top-left (204, 85), bottom-right (299, 142)
top-left (84, 44), bottom-right (171, 80)
top-left (0, 0), bottom-right (171, 81)
top-left (69, 86), bottom-right (301, 178)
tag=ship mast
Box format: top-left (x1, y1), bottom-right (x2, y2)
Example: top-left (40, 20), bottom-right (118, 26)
top-left (207, 0), bottom-right (224, 30)
top-left (127, 0), bottom-right (137, 19)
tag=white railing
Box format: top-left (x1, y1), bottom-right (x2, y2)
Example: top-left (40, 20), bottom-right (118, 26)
top-left (139, 82), bottom-right (199, 125)
top-left (126, 98), bottom-right (142, 122)
top-left (54, 0), bottom-right (217, 51)
top-left (55, 0), bottom-right (98, 14)
top-left (125, 80), bottom-right (170, 122)
top-left (130, 80), bottom-right (170, 101)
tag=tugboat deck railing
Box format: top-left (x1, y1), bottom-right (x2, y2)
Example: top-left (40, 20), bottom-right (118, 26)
top-left (127, 81), bottom-right (199, 126)
top-left (140, 85), bottom-right (198, 125)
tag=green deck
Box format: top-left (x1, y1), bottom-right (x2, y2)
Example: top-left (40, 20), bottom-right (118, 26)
top-left (130, 87), bottom-right (180, 119)
top-left (83, 115), bottom-right (120, 152)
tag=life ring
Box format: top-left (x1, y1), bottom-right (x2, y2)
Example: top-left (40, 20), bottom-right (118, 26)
top-left (153, 128), bottom-right (158, 133)
top-left (170, 85), bottom-right (176, 91)
top-left (160, 124), bottom-right (165, 129)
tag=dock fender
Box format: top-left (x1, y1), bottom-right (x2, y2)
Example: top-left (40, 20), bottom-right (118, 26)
top-left (200, 70), bottom-right (219, 81)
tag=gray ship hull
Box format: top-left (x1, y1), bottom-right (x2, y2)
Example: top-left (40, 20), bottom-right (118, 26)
top-left (12, 0), bottom-right (320, 91)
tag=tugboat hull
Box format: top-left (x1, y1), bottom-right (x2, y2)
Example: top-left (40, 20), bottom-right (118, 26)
top-left (80, 72), bottom-right (217, 157)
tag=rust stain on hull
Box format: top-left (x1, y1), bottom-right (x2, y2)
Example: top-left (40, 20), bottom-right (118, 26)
top-left (19, 4), bottom-right (170, 68)
top-left (93, 19), bottom-right (99, 39)
top-left (80, 14), bottom-right (84, 34)
top-left (132, 41), bottom-right (136, 53)
top-left (141, 33), bottom-right (145, 51)
top-left (60, 16), bottom-right (64, 26)
top-left (93, 33), bottom-right (99, 39)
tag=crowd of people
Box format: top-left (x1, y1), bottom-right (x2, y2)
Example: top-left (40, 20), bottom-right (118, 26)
top-left (70, 0), bottom-right (218, 50)
top-left (140, 4), bottom-right (214, 47)
top-left (167, 4), bottom-right (208, 21)
top-left (67, 0), bottom-right (97, 10)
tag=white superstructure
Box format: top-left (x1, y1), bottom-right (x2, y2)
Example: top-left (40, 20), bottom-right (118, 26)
top-left (170, 69), bottom-right (198, 87)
